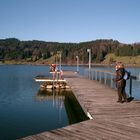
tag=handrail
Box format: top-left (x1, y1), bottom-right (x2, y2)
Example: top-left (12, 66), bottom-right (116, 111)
top-left (84, 69), bottom-right (137, 97)
top-left (129, 75), bottom-right (137, 97)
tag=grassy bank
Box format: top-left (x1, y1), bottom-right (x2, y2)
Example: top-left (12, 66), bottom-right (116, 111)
top-left (103, 53), bottom-right (140, 65)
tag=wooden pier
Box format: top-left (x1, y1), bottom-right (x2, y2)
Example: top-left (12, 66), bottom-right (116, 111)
top-left (21, 71), bottom-right (140, 140)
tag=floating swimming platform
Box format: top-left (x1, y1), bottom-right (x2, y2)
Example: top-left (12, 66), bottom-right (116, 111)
top-left (34, 75), bottom-right (70, 89)
top-left (34, 75), bottom-right (66, 82)
top-left (40, 83), bottom-right (70, 89)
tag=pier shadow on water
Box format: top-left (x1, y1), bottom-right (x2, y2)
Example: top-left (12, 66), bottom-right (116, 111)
top-left (36, 88), bottom-right (89, 125)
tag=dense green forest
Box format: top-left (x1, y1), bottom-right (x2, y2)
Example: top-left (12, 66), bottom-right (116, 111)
top-left (0, 38), bottom-right (140, 64)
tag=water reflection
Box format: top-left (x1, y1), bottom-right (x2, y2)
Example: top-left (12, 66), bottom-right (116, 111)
top-left (36, 89), bottom-right (67, 125)
top-left (36, 89), bottom-right (65, 109)
top-left (36, 88), bottom-right (89, 124)
top-left (36, 88), bottom-right (65, 102)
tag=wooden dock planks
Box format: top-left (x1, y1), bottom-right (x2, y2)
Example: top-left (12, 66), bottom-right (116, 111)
top-left (21, 71), bottom-right (140, 140)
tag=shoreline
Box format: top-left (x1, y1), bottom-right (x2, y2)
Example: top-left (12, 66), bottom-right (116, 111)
top-left (1, 61), bottom-right (140, 68)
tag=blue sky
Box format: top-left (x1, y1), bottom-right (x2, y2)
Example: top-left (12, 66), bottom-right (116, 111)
top-left (0, 0), bottom-right (140, 43)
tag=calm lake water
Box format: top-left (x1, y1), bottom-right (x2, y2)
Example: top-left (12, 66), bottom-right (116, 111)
top-left (0, 65), bottom-right (69, 139)
top-left (0, 64), bottom-right (139, 139)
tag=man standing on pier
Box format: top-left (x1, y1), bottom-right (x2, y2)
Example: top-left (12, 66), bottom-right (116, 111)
top-left (114, 62), bottom-right (128, 103)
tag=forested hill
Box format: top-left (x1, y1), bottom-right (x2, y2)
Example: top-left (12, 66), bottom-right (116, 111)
top-left (0, 38), bottom-right (140, 64)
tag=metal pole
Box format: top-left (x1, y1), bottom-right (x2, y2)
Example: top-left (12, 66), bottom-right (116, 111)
top-left (57, 51), bottom-right (62, 71)
top-left (87, 49), bottom-right (91, 71)
top-left (129, 77), bottom-right (132, 97)
top-left (76, 56), bottom-right (79, 73)
top-left (111, 74), bottom-right (113, 88)
top-left (59, 52), bottom-right (62, 79)
top-left (57, 51), bottom-right (62, 79)
top-left (87, 49), bottom-right (91, 78)
top-left (59, 52), bottom-right (61, 71)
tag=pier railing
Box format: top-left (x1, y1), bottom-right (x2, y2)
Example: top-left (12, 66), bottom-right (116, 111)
top-left (84, 69), bottom-right (137, 97)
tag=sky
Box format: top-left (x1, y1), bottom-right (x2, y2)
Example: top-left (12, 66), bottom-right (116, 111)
top-left (0, 0), bottom-right (140, 44)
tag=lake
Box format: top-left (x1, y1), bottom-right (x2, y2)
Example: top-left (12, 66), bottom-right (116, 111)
top-left (0, 64), bottom-right (88, 139)
top-left (0, 64), bottom-right (139, 139)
